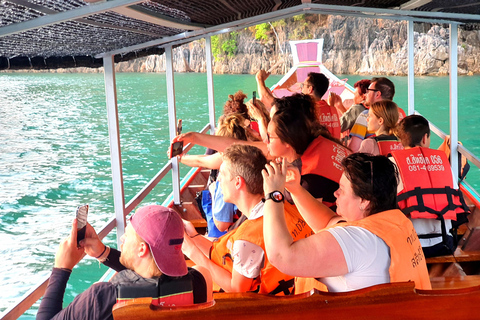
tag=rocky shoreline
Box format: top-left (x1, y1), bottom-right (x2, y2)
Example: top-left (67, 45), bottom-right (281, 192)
top-left (33, 15), bottom-right (480, 75)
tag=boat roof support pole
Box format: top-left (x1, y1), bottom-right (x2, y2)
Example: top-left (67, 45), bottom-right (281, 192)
top-left (449, 23), bottom-right (459, 185)
top-left (407, 19), bottom-right (415, 115)
top-left (206, 36), bottom-right (216, 133)
top-left (166, 45), bottom-right (181, 204)
top-left (103, 55), bottom-right (126, 246)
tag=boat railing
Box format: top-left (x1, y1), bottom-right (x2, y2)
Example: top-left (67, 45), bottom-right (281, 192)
top-left (418, 111), bottom-right (480, 202)
top-left (0, 123), bottom-right (212, 320)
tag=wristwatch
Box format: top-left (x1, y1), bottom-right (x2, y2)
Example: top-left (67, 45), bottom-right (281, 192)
top-left (265, 190), bottom-right (285, 203)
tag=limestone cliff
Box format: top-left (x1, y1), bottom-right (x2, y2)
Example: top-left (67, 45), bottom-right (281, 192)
top-left (64, 15), bottom-right (480, 75)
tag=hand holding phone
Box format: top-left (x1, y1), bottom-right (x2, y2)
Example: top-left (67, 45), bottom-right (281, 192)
top-left (169, 141), bottom-right (184, 159)
top-left (76, 205), bottom-right (88, 246)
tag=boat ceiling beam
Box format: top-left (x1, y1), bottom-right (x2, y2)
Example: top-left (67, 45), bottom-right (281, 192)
top-left (110, 5), bottom-right (207, 30)
top-left (103, 54), bottom-right (127, 246)
top-left (95, 3), bottom-right (471, 59)
top-left (449, 23), bottom-right (459, 184)
top-left (0, 0), bottom-right (144, 38)
top-left (206, 36), bottom-right (216, 134)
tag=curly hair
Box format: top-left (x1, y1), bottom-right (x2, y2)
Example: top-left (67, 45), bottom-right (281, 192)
top-left (223, 91), bottom-right (248, 119)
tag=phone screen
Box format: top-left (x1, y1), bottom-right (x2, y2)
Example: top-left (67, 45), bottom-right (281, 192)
top-left (253, 91), bottom-right (256, 105)
top-left (170, 141), bottom-right (184, 158)
top-left (76, 205), bottom-right (88, 246)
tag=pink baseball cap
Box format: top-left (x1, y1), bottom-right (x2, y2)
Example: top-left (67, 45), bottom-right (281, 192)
top-left (130, 205), bottom-right (188, 277)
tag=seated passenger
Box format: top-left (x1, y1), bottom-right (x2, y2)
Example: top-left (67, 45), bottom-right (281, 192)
top-left (182, 145), bottom-right (313, 295)
top-left (262, 153), bottom-right (431, 293)
top-left (37, 205), bottom-right (211, 320)
top-left (348, 77), bottom-right (406, 152)
top-left (173, 113), bottom-right (249, 237)
top-left (223, 90), bottom-right (261, 139)
top-left (301, 72), bottom-right (341, 139)
top-left (392, 115), bottom-right (470, 257)
top-left (358, 100), bottom-right (403, 156)
top-left (329, 79), bottom-right (371, 140)
top-left (173, 94), bottom-right (350, 209)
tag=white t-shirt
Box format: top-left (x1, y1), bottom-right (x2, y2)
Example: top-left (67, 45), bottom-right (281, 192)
top-left (319, 226), bottom-right (391, 292)
top-left (231, 201), bottom-right (265, 279)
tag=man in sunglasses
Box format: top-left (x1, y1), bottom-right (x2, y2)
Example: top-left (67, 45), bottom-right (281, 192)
top-left (37, 205), bottom-right (211, 320)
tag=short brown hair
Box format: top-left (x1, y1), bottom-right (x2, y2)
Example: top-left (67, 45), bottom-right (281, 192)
top-left (371, 77), bottom-right (395, 100)
top-left (223, 145), bottom-right (267, 195)
top-left (396, 115), bottom-right (430, 147)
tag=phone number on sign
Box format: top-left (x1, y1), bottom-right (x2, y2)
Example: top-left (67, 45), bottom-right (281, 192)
top-left (408, 164), bottom-right (445, 172)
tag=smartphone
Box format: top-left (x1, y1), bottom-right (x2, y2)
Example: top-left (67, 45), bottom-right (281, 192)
top-left (177, 119), bottom-right (182, 136)
top-left (169, 141), bottom-right (184, 158)
top-left (76, 204), bottom-right (88, 246)
top-left (252, 91), bottom-right (256, 105)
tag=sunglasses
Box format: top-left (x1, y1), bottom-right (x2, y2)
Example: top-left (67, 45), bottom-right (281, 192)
top-left (367, 88), bottom-right (380, 92)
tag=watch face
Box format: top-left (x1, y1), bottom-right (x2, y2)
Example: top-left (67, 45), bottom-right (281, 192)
top-left (271, 191), bottom-right (284, 202)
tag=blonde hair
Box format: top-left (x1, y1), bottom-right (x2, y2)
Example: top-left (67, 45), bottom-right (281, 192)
top-left (216, 113), bottom-right (248, 140)
top-left (370, 100), bottom-right (399, 135)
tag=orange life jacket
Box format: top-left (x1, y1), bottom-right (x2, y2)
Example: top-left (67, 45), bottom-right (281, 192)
top-left (301, 135), bottom-right (351, 184)
top-left (210, 202), bottom-right (314, 295)
top-left (315, 100), bottom-right (341, 139)
top-left (392, 147), bottom-right (468, 221)
top-left (294, 209), bottom-right (431, 293)
top-left (373, 135), bottom-right (404, 156)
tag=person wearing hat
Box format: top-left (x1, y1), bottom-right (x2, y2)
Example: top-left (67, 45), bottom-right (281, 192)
top-left (37, 205), bottom-right (211, 320)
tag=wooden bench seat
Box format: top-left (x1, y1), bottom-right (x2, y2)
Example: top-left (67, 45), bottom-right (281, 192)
top-left (112, 282), bottom-right (480, 320)
top-left (430, 275), bottom-right (480, 289)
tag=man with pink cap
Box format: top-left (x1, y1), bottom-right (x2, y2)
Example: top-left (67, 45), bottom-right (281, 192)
top-left (37, 205), bottom-right (211, 320)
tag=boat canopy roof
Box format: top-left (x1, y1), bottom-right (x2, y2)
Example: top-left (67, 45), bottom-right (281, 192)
top-left (1, 0), bottom-right (480, 70)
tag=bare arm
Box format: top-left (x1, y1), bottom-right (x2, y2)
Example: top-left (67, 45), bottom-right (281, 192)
top-left (180, 152), bottom-right (223, 170)
top-left (256, 70), bottom-right (275, 111)
top-left (284, 163), bottom-right (341, 232)
top-left (262, 160), bottom-right (348, 278)
top-left (328, 92), bottom-right (347, 115)
top-left (174, 132), bottom-right (269, 158)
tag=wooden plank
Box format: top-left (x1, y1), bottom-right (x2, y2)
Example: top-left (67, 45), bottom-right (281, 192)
top-left (112, 281), bottom-right (480, 320)
top-left (431, 275), bottom-right (480, 289)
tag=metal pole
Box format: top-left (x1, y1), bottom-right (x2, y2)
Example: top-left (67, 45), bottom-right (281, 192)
top-left (103, 55), bottom-right (126, 247)
top-left (165, 45), bottom-right (181, 204)
top-left (449, 23), bottom-right (459, 185)
top-left (206, 36), bottom-right (216, 133)
top-left (408, 19), bottom-right (415, 115)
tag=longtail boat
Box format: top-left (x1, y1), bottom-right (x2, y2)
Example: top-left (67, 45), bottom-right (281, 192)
top-left (2, 1), bottom-right (480, 319)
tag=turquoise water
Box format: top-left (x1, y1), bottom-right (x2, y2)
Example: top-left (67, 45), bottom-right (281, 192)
top-left (1, 72), bottom-right (480, 318)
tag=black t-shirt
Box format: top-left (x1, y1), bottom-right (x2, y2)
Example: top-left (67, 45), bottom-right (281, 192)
top-left (36, 249), bottom-right (208, 320)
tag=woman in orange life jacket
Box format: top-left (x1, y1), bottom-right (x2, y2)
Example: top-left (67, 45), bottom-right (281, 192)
top-left (261, 153), bottom-right (431, 292)
top-left (268, 94), bottom-right (350, 207)
top-left (358, 100), bottom-right (403, 156)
